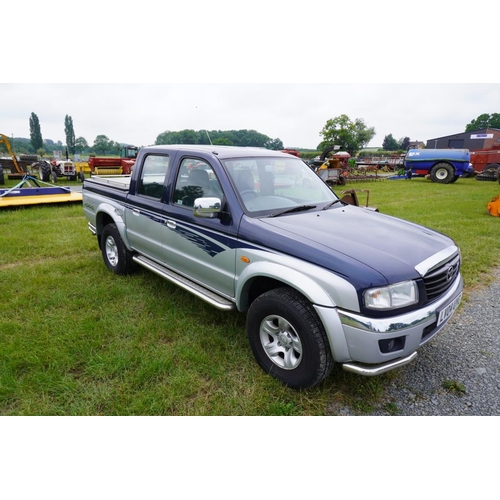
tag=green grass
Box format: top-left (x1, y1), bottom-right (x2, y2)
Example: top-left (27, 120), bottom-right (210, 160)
top-left (1, 176), bottom-right (499, 415)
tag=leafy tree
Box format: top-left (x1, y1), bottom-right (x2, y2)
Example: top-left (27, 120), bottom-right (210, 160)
top-left (399, 137), bottom-right (410, 150)
top-left (155, 129), bottom-right (281, 149)
top-left (75, 137), bottom-right (89, 151)
top-left (93, 135), bottom-right (112, 155)
top-left (64, 115), bottom-right (76, 155)
top-left (465, 113), bottom-right (500, 132)
top-left (213, 137), bottom-right (232, 146)
top-left (319, 114), bottom-right (375, 156)
top-left (382, 134), bottom-right (399, 151)
top-left (108, 140), bottom-right (122, 155)
top-left (29, 112), bottom-right (44, 151)
top-left (265, 138), bottom-right (284, 150)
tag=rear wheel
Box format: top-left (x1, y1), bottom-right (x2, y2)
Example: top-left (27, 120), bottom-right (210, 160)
top-left (101, 223), bottom-right (136, 275)
top-left (430, 163), bottom-right (454, 184)
top-left (247, 287), bottom-right (333, 389)
top-left (39, 161), bottom-right (51, 182)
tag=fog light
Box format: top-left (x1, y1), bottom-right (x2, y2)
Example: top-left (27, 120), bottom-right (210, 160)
top-left (379, 336), bottom-right (405, 354)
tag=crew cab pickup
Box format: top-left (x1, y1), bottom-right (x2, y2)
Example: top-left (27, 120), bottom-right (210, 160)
top-left (82, 145), bottom-right (463, 389)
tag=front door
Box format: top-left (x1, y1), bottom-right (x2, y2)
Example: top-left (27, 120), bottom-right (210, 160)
top-left (161, 157), bottom-right (237, 298)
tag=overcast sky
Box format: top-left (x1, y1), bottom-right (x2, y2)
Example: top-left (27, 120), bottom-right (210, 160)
top-left (2, 83), bottom-right (498, 150)
top-left (3, 4), bottom-right (498, 152)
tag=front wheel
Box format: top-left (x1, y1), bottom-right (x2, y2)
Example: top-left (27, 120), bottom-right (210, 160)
top-left (247, 288), bottom-right (333, 389)
top-left (101, 223), bottom-right (136, 275)
top-left (430, 162), bottom-right (454, 184)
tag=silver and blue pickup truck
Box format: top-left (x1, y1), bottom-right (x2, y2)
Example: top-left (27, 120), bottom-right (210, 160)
top-left (82, 145), bottom-right (463, 389)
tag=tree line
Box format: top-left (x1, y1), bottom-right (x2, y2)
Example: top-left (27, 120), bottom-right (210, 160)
top-left (2, 111), bottom-right (497, 159)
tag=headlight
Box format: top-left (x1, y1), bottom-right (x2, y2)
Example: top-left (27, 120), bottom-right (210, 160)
top-left (364, 281), bottom-right (418, 310)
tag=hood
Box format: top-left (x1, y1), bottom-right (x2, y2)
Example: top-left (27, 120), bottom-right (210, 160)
top-left (242, 205), bottom-right (455, 288)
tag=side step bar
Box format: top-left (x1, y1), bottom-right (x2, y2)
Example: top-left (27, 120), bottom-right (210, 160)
top-left (133, 255), bottom-right (236, 311)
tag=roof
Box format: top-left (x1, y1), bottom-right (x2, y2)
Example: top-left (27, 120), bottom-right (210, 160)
top-left (142, 144), bottom-right (291, 160)
top-left (427, 128), bottom-right (500, 141)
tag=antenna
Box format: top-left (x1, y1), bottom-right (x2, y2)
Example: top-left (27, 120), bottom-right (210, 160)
top-left (205, 130), bottom-right (213, 145)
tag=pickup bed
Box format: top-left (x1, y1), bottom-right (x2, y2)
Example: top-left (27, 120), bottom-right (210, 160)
top-left (83, 145), bottom-right (463, 389)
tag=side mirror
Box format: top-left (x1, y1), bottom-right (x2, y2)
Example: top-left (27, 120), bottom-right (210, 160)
top-left (194, 197), bottom-right (222, 218)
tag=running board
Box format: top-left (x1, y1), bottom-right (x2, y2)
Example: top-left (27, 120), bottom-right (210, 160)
top-left (132, 255), bottom-right (236, 311)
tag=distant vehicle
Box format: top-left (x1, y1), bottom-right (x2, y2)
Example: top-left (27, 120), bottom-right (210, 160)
top-left (88, 145), bottom-right (139, 176)
top-left (470, 146), bottom-right (500, 181)
top-left (280, 148), bottom-right (301, 158)
top-left (404, 149), bottom-right (473, 183)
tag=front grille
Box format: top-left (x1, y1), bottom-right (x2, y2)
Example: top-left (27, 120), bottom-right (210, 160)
top-left (423, 254), bottom-right (460, 302)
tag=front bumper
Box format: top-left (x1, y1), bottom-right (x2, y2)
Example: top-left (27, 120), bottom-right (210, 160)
top-left (314, 274), bottom-right (463, 376)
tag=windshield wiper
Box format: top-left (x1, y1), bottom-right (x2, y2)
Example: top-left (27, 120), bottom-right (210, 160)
top-left (322, 199), bottom-right (342, 210)
top-left (269, 204), bottom-right (317, 217)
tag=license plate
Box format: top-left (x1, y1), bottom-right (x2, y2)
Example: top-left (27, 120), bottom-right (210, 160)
top-left (437, 293), bottom-right (462, 326)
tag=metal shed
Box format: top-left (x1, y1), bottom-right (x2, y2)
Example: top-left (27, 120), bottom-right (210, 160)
top-left (426, 128), bottom-right (500, 151)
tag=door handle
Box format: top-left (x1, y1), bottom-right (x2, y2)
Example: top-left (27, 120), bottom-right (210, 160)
top-left (167, 220), bottom-right (176, 229)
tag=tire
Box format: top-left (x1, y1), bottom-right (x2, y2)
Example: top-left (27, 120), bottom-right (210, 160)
top-left (78, 171), bottom-right (85, 182)
top-left (0, 166), bottom-right (4, 185)
top-left (247, 287), bottom-right (333, 389)
top-left (320, 147), bottom-right (336, 162)
top-left (51, 171), bottom-right (58, 183)
top-left (476, 164), bottom-right (499, 182)
top-left (430, 162), bottom-right (454, 184)
top-left (450, 175), bottom-right (459, 184)
top-left (19, 154), bottom-right (38, 162)
top-left (101, 223), bottom-right (136, 275)
top-left (39, 161), bottom-right (51, 182)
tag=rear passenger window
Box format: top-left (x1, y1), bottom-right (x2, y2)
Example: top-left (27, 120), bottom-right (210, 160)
top-left (138, 155), bottom-right (169, 199)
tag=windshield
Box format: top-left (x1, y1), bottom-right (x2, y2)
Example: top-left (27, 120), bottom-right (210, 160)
top-left (222, 156), bottom-right (338, 216)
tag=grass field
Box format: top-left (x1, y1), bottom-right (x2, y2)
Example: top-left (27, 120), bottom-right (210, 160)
top-left (1, 175), bottom-right (499, 415)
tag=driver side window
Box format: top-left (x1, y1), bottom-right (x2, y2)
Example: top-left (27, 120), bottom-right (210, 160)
top-left (173, 158), bottom-right (222, 208)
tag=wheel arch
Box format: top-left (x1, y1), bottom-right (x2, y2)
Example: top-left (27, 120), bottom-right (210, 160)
top-left (95, 204), bottom-right (131, 250)
top-left (236, 261), bottom-right (337, 312)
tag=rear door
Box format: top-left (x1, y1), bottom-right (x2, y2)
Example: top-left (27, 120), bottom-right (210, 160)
top-left (125, 153), bottom-right (170, 263)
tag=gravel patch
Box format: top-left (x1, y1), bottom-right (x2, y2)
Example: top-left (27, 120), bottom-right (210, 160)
top-left (370, 268), bottom-right (500, 416)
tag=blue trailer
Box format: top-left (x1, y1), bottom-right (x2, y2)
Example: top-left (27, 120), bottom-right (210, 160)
top-left (404, 149), bottom-right (473, 184)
